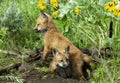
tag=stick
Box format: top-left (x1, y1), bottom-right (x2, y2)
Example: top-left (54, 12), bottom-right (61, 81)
top-left (0, 49), bottom-right (21, 57)
top-left (0, 62), bottom-right (21, 74)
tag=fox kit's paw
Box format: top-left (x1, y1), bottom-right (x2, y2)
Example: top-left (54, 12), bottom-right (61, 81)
top-left (81, 76), bottom-right (87, 81)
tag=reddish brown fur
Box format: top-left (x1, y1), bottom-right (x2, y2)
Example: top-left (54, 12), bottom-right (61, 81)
top-left (34, 11), bottom-right (92, 80)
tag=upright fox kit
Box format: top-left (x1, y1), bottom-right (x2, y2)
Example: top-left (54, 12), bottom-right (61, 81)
top-left (34, 11), bottom-right (92, 80)
top-left (49, 46), bottom-right (70, 73)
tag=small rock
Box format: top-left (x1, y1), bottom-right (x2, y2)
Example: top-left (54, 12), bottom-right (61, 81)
top-left (18, 63), bottom-right (34, 72)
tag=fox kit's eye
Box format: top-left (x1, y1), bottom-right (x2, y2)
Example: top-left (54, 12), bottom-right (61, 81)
top-left (37, 24), bottom-right (40, 26)
top-left (60, 60), bottom-right (63, 62)
top-left (66, 57), bottom-right (69, 61)
top-left (66, 58), bottom-right (69, 61)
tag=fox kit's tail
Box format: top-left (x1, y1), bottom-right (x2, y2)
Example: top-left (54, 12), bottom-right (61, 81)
top-left (83, 54), bottom-right (92, 63)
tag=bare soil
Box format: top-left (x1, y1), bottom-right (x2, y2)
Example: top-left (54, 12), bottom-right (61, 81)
top-left (22, 69), bottom-right (84, 83)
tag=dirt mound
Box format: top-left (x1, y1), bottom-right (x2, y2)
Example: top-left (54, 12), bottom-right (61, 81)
top-left (23, 69), bottom-right (88, 83)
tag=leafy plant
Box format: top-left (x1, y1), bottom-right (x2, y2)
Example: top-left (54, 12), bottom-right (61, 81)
top-left (0, 0), bottom-right (24, 32)
top-left (0, 75), bottom-right (24, 83)
top-left (0, 27), bottom-right (8, 48)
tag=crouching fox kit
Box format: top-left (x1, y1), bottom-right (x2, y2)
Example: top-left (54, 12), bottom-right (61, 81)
top-left (34, 11), bottom-right (92, 80)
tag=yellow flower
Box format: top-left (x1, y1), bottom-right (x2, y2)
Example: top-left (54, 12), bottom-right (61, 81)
top-left (113, 8), bottom-right (120, 16)
top-left (104, 2), bottom-right (115, 11)
top-left (50, 0), bottom-right (58, 7)
top-left (52, 11), bottom-right (58, 18)
top-left (74, 7), bottom-right (80, 14)
top-left (113, 0), bottom-right (118, 5)
top-left (38, 0), bottom-right (46, 10)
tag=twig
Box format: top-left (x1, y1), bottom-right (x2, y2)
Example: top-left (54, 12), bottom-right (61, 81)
top-left (0, 49), bottom-right (21, 57)
top-left (0, 62), bottom-right (21, 74)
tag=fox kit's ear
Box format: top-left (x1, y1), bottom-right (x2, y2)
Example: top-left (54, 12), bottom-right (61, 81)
top-left (65, 46), bottom-right (70, 54)
top-left (52, 49), bottom-right (58, 56)
top-left (40, 10), bottom-right (46, 18)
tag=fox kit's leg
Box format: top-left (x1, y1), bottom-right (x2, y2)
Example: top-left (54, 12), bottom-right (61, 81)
top-left (76, 62), bottom-right (86, 80)
top-left (49, 61), bottom-right (56, 73)
top-left (42, 45), bottom-right (49, 60)
top-left (70, 55), bottom-right (86, 81)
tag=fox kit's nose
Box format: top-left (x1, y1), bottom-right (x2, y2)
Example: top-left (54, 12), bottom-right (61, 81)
top-left (63, 64), bottom-right (68, 68)
top-left (34, 28), bottom-right (39, 33)
top-left (34, 28), bottom-right (37, 32)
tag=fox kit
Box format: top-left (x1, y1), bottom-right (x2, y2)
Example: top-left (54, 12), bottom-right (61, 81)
top-left (34, 11), bottom-right (92, 80)
top-left (49, 46), bottom-right (70, 73)
top-left (50, 46), bottom-right (92, 80)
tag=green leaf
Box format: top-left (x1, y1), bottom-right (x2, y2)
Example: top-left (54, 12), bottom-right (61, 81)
top-left (98, 0), bottom-right (109, 6)
top-left (65, 25), bottom-right (69, 33)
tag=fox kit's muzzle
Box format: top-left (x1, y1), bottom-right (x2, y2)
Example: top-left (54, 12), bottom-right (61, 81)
top-left (34, 27), bottom-right (47, 33)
